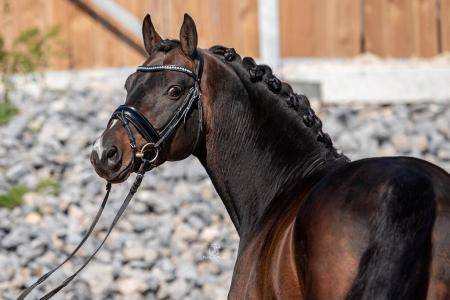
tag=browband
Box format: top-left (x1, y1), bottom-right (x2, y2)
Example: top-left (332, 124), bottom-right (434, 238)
top-left (136, 48), bottom-right (204, 82)
top-left (136, 65), bottom-right (196, 80)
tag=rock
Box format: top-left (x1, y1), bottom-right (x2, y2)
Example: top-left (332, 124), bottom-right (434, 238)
top-left (200, 226), bottom-right (220, 242)
top-left (67, 280), bottom-right (92, 299)
top-left (136, 190), bottom-right (172, 213)
top-left (6, 164), bottom-right (29, 182)
top-left (185, 160), bottom-right (207, 181)
top-left (173, 182), bottom-right (197, 203)
top-left (17, 240), bottom-right (46, 264)
top-left (128, 214), bottom-right (153, 233)
top-left (117, 277), bottom-right (147, 294)
top-left (336, 132), bottom-right (359, 152)
top-left (377, 144), bottom-right (396, 156)
top-left (160, 161), bottom-right (187, 179)
top-left (4, 112), bottom-right (31, 139)
top-left (132, 201), bottom-right (149, 214)
top-left (22, 174), bottom-right (40, 190)
top-left (150, 266), bottom-right (174, 283)
top-left (438, 147), bottom-right (450, 161)
top-left (1, 227), bottom-right (31, 249)
top-left (68, 204), bottom-right (85, 222)
top-left (156, 222), bottom-right (173, 246)
top-left (0, 176), bottom-right (8, 193)
top-left (157, 257), bottom-right (175, 274)
top-left (202, 283), bottom-right (229, 300)
top-left (176, 262), bottom-right (198, 280)
top-left (144, 248), bottom-right (158, 263)
top-left (186, 215), bottom-right (206, 231)
top-left (167, 278), bottom-right (189, 299)
top-left (123, 244), bottom-right (146, 261)
top-left (391, 134), bottom-right (411, 153)
top-left (410, 134), bottom-right (428, 152)
top-left (25, 212), bottom-right (42, 224)
top-left (80, 263), bottom-right (114, 295)
top-left (174, 224), bottom-right (198, 242)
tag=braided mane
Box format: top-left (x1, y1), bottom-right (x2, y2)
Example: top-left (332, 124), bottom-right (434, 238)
top-left (208, 45), bottom-right (343, 159)
top-left (149, 40), bottom-right (343, 159)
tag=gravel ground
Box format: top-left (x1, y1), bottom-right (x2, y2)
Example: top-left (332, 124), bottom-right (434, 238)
top-left (0, 71), bottom-right (449, 299)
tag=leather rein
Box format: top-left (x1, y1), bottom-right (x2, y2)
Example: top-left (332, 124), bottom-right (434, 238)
top-left (17, 49), bottom-right (204, 299)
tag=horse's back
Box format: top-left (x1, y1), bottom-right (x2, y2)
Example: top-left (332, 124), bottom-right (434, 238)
top-left (294, 156), bottom-right (450, 300)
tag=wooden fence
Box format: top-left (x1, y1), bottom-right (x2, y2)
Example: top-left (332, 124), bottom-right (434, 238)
top-left (1, 0), bottom-right (449, 70)
top-left (281, 0), bottom-right (450, 58)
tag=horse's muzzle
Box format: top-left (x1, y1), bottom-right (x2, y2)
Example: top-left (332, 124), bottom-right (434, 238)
top-left (90, 138), bottom-right (124, 180)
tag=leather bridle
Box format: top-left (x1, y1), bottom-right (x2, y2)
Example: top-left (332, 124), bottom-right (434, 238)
top-left (109, 48), bottom-right (204, 167)
top-left (18, 49), bottom-right (204, 299)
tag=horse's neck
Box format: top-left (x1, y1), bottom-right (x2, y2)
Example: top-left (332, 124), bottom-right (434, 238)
top-left (196, 54), bottom-right (342, 240)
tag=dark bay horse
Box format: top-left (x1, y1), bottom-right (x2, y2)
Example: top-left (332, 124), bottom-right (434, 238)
top-left (91, 14), bottom-right (450, 299)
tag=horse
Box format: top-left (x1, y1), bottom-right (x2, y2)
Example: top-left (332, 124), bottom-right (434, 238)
top-left (90, 14), bottom-right (450, 299)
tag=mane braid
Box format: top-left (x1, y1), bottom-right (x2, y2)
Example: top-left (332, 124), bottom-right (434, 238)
top-left (208, 45), bottom-right (345, 160)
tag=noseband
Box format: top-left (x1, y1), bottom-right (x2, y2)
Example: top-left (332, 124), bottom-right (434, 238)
top-left (109, 49), bottom-right (204, 166)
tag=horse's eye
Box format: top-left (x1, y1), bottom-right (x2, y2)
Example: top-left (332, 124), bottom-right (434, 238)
top-left (167, 86), bottom-right (182, 99)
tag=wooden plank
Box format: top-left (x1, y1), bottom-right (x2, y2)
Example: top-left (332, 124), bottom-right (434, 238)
top-left (68, 0), bottom-right (94, 68)
top-left (48, 0), bottom-right (72, 69)
top-left (414, 0), bottom-right (439, 57)
top-left (0, 0), bottom-right (59, 69)
top-left (442, 0), bottom-right (450, 52)
top-left (113, 0), bottom-right (151, 62)
top-left (1, 0), bottom-right (446, 70)
top-left (73, 0), bottom-right (146, 68)
top-left (280, 0), bottom-right (361, 57)
top-left (365, 0), bottom-right (438, 57)
top-left (0, 0), bottom-right (256, 69)
top-left (121, 0), bottom-right (259, 57)
top-left (166, 0), bottom-right (205, 42)
top-left (0, 1), bottom-right (18, 50)
top-left (217, 0), bottom-right (259, 57)
top-left (140, 0), bottom-right (172, 38)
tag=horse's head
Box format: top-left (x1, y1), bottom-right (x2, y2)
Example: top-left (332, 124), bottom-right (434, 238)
top-left (91, 14), bottom-right (204, 183)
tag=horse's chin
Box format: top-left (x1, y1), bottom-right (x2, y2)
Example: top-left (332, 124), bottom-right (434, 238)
top-left (93, 158), bottom-right (135, 184)
top-left (107, 169), bottom-right (132, 184)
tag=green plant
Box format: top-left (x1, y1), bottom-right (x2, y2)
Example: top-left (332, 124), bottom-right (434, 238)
top-left (0, 26), bottom-right (58, 124)
top-left (0, 100), bottom-right (19, 124)
top-left (0, 185), bottom-right (28, 208)
top-left (0, 177), bottom-right (60, 209)
top-left (36, 177), bottom-right (60, 196)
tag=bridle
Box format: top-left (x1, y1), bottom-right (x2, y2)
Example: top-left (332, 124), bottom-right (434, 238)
top-left (109, 48), bottom-right (204, 167)
top-left (18, 49), bottom-right (204, 299)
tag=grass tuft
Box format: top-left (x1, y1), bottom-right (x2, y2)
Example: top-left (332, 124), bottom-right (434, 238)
top-left (0, 185), bottom-right (28, 208)
top-left (36, 178), bottom-right (60, 195)
top-left (0, 101), bottom-right (19, 125)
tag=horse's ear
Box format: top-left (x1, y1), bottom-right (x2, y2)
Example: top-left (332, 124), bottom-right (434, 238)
top-left (179, 14), bottom-right (198, 58)
top-left (142, 14), bottom-right (162, 55)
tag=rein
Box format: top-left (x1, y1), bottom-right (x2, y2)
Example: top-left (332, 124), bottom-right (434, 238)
top-left (17, 49), bottom-right (204, 299)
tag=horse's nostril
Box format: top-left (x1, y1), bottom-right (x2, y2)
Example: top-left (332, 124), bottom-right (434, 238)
top-left (107, 146), bottom-right (118, 160)
top-left (106, 146), bottom-right (122, 170)
top-left (90, 150), bottom-right (100, 165)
